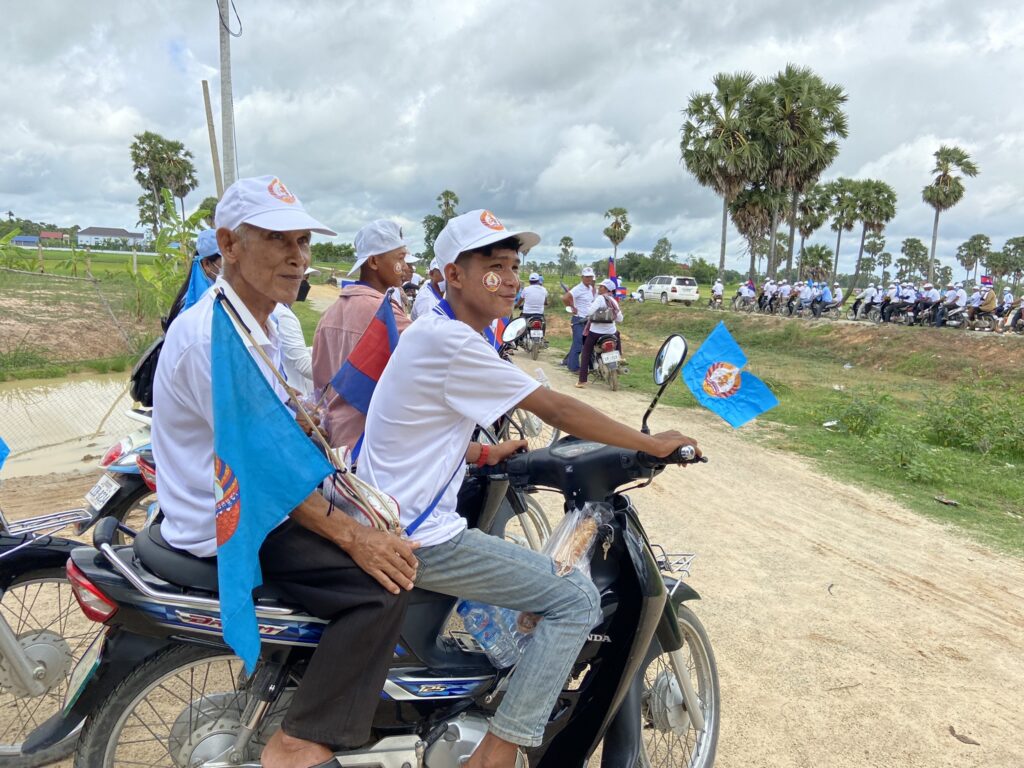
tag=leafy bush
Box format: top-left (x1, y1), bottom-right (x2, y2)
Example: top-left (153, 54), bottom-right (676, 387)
top-left (925, 383), bottom-right (1024, 460)
top-left (866, 424), bottom-right (952, 485)
top-left (834, 394), bottom-right (891, 436)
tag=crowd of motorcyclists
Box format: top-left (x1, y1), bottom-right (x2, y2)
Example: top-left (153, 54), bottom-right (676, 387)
top-left (715, 274), bottom-right (1024, 333)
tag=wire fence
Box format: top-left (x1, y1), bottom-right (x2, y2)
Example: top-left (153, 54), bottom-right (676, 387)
top-left (0, 268), bottom-right (155, 461)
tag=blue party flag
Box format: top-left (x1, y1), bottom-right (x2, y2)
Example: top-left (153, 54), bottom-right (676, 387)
top-left (212, 297), bottom-right (333, 672)
top-left (0, 436), bottom-right (9, 473)
top-left (683, 321), bottom-right (779, 428)
top-left (182, 258), bottom-right (214, 312)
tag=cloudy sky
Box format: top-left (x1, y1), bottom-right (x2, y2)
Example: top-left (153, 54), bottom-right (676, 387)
top-left (2, 0), bottom-right (1022, 273)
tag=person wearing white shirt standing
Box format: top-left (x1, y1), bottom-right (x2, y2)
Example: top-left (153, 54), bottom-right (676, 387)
top-left (411, 257), bottom-right (445, 320)
top-left (273, 303), bottom-right (314, 397)
top-left (151, 176), bottom-right (417, 768)
top-left (359, 209), bottom-right (699, 768)
top-left (561, 266), bottom-right (597, 372)
top-left (577, 278), bottom-right (623, 387)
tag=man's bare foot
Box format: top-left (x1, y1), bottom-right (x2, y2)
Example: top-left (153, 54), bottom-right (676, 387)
top-left (464, 732), bottom-right (525, 768)
top-left (261, 728), bottom-right (334, 768)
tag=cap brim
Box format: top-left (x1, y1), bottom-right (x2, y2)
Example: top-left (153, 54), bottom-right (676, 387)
top-left (243, 208), bottom-right (337, 237)
top-left (456, 229), bottom-right (542, 261)
top-left (347, 256), bottom-right (368, 276)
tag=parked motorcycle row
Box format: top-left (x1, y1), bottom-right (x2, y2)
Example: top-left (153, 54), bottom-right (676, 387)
top-left (1, 326), bottom-right (720, 768)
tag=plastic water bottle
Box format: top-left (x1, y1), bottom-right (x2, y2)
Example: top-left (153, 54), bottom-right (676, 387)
top-left (457, 600), bottom-right (520, 668)
top-left (534, 368), bottom-right (550, 389)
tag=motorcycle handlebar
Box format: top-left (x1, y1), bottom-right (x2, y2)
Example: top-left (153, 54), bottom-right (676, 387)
top-left (636, 445), bottom-right (708, 468)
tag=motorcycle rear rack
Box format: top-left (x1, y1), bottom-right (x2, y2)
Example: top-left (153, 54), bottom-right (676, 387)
top-left (0, 506), bottom-right (93, 539)
top-left (650, 544), bottom-right (696, 579)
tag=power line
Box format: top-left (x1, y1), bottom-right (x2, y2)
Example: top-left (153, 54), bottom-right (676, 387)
top-left (214, 0), bottom-right (242, 37)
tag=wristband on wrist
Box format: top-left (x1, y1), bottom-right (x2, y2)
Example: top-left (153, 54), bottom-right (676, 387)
top-left (476, 444), bottom-right (490, 467)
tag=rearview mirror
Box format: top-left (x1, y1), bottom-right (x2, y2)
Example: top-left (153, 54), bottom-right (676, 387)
top-left (501, 317), bottom-right (528, 344)
top-left (653, 335), bottom-right (688, 386)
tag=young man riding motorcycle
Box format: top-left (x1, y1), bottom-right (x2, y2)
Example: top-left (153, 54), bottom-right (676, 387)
top-left (358, 209), bottom-right (700, 768)
top-left (151, 177), bottom-right (419, 768)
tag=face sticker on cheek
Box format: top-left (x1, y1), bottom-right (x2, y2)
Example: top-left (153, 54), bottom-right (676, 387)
top-left (482, 271), bottom-right (502, 292)
top-left (394, 261), bottom-right (404, 275)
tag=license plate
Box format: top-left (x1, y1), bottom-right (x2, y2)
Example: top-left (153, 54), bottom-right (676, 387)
top-left (85, 474), bottom-right (121, 512)
top-left (529, 330), bottom-right (543, 338)
top-left (601, 350), bottom-right (621, 364)
top-left (64, 634), bottom-right (104, 713)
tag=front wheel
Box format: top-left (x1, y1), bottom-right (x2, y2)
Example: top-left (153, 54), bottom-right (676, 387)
top-left (0, 569), bottom-right (102, 767)
top-left (638, 291), bottom-right (645, 302)
top-left (636, 605), bottom-right (719, 768)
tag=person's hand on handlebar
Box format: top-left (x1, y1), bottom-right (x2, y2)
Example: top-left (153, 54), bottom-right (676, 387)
top-left (646, 431), bottom-right (702, 463)
top-left (467, 439), bottom-right (528, 466)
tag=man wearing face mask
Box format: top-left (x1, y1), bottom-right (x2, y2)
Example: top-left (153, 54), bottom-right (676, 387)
top-left (311, 220), bottom-right (412, 451)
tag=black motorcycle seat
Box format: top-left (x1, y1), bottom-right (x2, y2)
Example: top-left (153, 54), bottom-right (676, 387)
top-left (134, 523), bottom-right (220, 593)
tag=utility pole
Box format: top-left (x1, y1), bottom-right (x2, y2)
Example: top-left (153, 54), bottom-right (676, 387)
top-left (202, 80), bottom-right (224, 197)
top-left (218, 0), bottom-right (237, 187)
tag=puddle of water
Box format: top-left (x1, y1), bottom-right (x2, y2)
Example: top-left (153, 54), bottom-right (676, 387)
top-left (0, 372), bottom-right (138, 478)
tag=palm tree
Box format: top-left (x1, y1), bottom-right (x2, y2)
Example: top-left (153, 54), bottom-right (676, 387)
top-left (730, 184), bottom-right (783, 281)
top-left (822, 178), bottom-right (858, 280)
top-left (793, 184), bottom-right (829, 275)
top-left (922, 145), bottom-right (979, 283)
top-left (751, 64), bottom-right (849, 277)
top-left (437, 190), bottom-right (459, 219)
top-left (955, 234), bottom-right (989, 282)
top-left (876, 251), bottom-right (892, 283)
top-left (681, 72), bottom-right (763, 279)
top-left (899, 237), bottom-right (929, 280)
top-left (603, 207), bottom-right (631, 261)
top-left (800, 243), bottom-right (833, 282)
top-left (849, 179), bottom-right (897, 292)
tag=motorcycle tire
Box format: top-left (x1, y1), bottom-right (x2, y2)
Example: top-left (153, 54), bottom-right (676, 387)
top-left (636, 605), bottom-right (719, 768)
top-left (608, 367), bottom-right (619, 392)
top-left (530, 342), bottom-right (540, 361)
top-left (74, 644), bottom-right (248, 768)
top-left (1, 568), bottom-right (101, 768)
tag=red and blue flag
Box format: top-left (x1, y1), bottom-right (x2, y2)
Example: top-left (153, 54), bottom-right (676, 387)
top-left (330, 292), bottom-right (400, 414)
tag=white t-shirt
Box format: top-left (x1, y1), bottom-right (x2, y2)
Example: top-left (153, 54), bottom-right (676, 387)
top-left (712, 282), bottom-right (724, 297)
top-left (587, 293), bottom-right (622, 335)
top-left (924, 288), bottom-right (941, 302)
top-left (570, 282), bottom-right (596, 318)
top-left (359, 310), bottom-right (541, 546)
top-left (833, 288), bottom-right (844, 303)
top-left (955, 289), bottom-right (967, 307)
top-left (521, 284), bottom-right (548, 314)
top-left (273, 304), bottom-right (313, 397)
top-left (152, 278), bottom-right (288, 557)
top-left (411, 283), bottom-right (443, 321)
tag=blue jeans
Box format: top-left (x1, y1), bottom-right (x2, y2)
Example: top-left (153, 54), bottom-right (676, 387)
top-left (563, 316), bottom-right (587, 372)
top-left (414, 528), bottom-right (602, 747)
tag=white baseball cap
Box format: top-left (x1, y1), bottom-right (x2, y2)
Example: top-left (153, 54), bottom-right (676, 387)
top-left (349, 220), bottom-right (407, 276)
top-left (600, 278), bottom-right (617, 292)
top-left (215, 175), bottom-right (336, 236)
top-left (529, 272), bottom-right (541, 282)
top-left (581, 267), bottom-right (596, 278)
top-left (428, 257), bottom-right (441, 274)
top-left (433, 209), bottom-right (540, 270)
top-left (410, 273), bottom-right (424, 287)
top-left (404, 252), bottom-right (420, 264)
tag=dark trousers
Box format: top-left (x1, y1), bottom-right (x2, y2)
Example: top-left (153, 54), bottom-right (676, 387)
top-left (563, 316), bottom-right (587, 372)
top-left (259, 521), bottom-right (408, 748)
top-left (579, 331), bottom-right (621, 383)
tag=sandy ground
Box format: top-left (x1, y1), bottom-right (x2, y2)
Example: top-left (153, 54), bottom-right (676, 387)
top-left (2, 345), bottom-right (1023, 767)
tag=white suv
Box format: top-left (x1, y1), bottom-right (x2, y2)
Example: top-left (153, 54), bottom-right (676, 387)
top-left (635, 276), bottom-right (700, 305)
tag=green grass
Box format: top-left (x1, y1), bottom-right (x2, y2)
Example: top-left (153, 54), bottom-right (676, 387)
top-left (0, 352), bottom-right (136, 382)
top-left (544, 301), bottom-right (1024, 555)
top-left (290, 300), bottom-right (323, 342)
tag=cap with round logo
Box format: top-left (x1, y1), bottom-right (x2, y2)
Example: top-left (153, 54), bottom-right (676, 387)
top-left (214, 176), bottom-right (336, 236)
top-left (349, 220), bottom-right (407, 276)
top-left (433, 209), bottom-right (540, 270)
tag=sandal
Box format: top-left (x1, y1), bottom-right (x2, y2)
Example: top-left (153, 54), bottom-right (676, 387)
top-left (575, 382), bottom-right (587, 388)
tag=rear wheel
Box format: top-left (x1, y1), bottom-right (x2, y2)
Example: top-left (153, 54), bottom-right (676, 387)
top-left (608, 367), bottom-right (619, 392)
top-left (638, 291), bottom-right (645, 302)
top-left (529, 341), bottom-right (540, 360)
top-left (636, 605), bottom-right (719, 768)
top-left (0, 570), bottom-right (102, 767)
top-left (660, 293), bottom-right (668, 305)
top-left (683, 301), bottom-right (692, 307)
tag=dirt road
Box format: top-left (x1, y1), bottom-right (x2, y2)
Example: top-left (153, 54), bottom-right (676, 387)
top-left (2, 349), bottom-right (1022, 767)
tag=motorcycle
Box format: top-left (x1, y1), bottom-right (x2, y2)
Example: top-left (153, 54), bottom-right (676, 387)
top-left (590, 334), bottom-right (623, 392)
top-left (0, 498), bottom-right (101, 767)
top-left (27, 335), bottom-right (720, 768)
top-left (520, 313), bottom-right (547, 361)
top-left (706, 296), bottom-right (723, 311)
